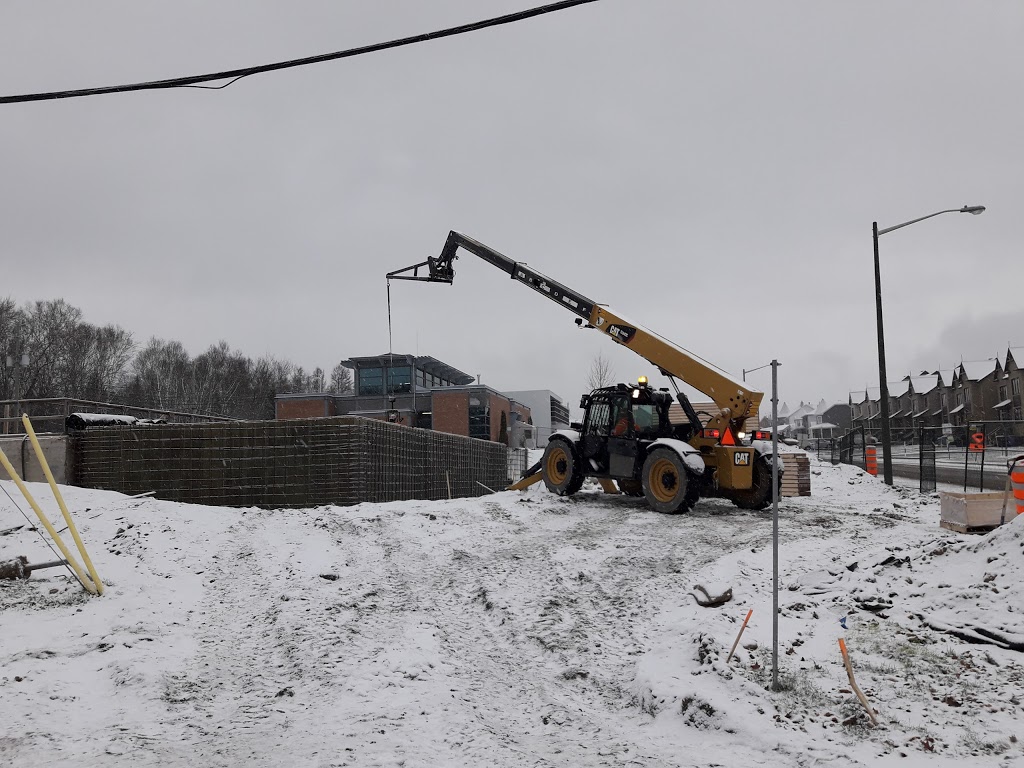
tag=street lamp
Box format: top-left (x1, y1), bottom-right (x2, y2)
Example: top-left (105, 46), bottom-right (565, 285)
top-left (873, 205), bottom-right (985, 485)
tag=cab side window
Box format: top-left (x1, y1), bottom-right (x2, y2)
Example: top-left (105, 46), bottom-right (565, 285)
top-left (633, 404), bottom-right (659, 435)
top-left (611, 398), bottom-right (634, 437)
top-left (585, 400), bottom-right (612, 437)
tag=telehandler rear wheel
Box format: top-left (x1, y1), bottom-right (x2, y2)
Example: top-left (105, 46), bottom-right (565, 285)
top-left (542, 438), bottom-right (583, 496)
top-left (641, 449), bottom-right (690, 514)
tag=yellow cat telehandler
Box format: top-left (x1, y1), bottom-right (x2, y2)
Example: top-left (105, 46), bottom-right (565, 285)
top-left (387, 231), bottom-right (779, 514)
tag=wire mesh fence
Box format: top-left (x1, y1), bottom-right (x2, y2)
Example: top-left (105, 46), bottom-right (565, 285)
top-left (911, 422), bottom-right (1024, 493)
top-left (71, 416), bottom-right (510, 508)
top-left (507, 448), bottom-right (529, 484)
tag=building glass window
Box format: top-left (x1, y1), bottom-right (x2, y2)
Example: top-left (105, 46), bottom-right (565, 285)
top-left (468, 396), bottom-right (490, 440)
top-left (359, 367), bottom-right (383, 396)
top-left (388, 366), bottom-right (412, 394)
top-left (1000, 385), bottom-right (1008, 401)
top-left (1014, 379), bottom-right (1021, 396)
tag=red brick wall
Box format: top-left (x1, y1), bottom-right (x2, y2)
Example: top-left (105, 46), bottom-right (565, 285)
top-left (276, 397), bottom-right (335, 420)
top-left (489, 393), bottom-right (511, 443)
top-left (511, 402), bottom-right (531, 424)
top-left (431, 391), bottom-right (469, 437)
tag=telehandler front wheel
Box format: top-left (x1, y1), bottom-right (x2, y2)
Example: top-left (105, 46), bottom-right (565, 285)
top-left (730, 456), bottom-right (777, 510)
top-left (542, 438), bottom-right (583, 496)
top-left (641, 449), bottom-right (690, 515)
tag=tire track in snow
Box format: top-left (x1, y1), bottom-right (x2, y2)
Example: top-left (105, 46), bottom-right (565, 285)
top-left (158, 490), bottom-right (861, 767)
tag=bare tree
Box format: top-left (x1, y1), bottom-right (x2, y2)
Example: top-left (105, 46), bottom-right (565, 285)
top-left (311, 367), bottom-right (325, 393)
top-left (586, 353), bottom-right (616, 391)
top-left (330, 362), bottom-right (354, 394)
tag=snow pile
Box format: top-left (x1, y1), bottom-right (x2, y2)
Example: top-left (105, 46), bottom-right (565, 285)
top-left (633, 459), bottom-right (1024, 763)
top-left (1, 460), bottom-right (1023, 766)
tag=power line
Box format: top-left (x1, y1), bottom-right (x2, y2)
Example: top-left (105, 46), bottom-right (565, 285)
top-left (0, 0), bottom-right (601, 105)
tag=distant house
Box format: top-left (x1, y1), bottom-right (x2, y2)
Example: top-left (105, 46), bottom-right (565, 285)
top-left (758, 399), bottom-right (850, 443)
top-left (906, 373), bottom-right (940, 429)
top-left (999, 348), bottom-right (1024, 425)
top-left (949, 359), bottom-right (1001, 427)
top-left (808, 402), bottom-right (851, 439)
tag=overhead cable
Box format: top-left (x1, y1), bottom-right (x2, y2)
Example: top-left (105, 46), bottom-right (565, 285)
top-left (0, 0), bottom-right (601, 105)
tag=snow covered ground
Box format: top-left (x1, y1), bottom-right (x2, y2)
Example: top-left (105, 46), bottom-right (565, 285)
top-left (1, 457), bottom-right (1022, 767)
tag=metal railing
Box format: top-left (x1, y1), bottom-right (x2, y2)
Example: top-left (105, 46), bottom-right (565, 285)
top-left (0, 397), bottom-right (238, 434)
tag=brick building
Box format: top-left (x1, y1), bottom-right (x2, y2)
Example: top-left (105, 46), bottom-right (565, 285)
top-left (275, 353), bottom-right (533, 444)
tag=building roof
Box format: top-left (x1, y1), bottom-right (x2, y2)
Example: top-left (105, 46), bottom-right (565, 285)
top-left (958, 359), bottom-right (999, 382)
top-left (504, 389), bottom-right (566, 404)
top-left (341, 354), bottom-right (475, 385)
top-left (849, 390), bottom-right (867, 404)
top-left (949, 403), bottom-right (966, 414)
top-left (888, 379), bottom-right (911, 397)
top-left (1006, 347), bottom-right (1024, 372)
top-left (908, 375), bottom-right (939, 395)
top-left (811, 398), bottom-right (832, 415)
top-left (995, 398), bottom-right (1013, 409)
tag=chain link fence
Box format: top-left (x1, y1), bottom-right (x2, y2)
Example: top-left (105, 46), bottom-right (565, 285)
top-left (506, 448), bottom-right (529, 484)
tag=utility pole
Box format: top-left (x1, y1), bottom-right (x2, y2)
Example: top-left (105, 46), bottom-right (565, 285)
top-left (771, 359), bottom-right (781, 692)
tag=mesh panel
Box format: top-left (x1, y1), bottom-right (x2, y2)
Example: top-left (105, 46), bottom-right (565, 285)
top-left (72, 416), bottom-right (508, 508)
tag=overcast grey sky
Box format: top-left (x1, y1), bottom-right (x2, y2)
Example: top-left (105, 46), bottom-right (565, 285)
top-left (2, 1), bottom-right (1021, 416)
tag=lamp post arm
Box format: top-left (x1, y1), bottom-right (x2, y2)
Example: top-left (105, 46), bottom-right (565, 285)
top-left (876, 209), bottom-right (962, 236)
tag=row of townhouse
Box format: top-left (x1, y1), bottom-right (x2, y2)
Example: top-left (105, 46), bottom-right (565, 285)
top-left (849, 347), bottom-right (1024, 443)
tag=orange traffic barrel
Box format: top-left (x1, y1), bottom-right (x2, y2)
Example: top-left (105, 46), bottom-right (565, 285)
top-left (1011, 466), bottom-right (1024, 516)
top-left (865, 446), bottom-right (878, 476)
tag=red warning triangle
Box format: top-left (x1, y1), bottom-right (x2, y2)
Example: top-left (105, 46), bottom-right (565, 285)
top-left (721, 427), bottom-right (737, 446)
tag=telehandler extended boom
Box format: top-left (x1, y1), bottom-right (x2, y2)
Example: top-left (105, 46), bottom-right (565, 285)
top-left (387, 231), bottom-right (778, 513)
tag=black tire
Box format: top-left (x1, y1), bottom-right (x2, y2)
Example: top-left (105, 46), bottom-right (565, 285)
top-left (542, 438), bottom-right (583, 496)
top-left (684, 473), bottom-right (703, 509)
top-left (641, 448), bottom-right (690, 514)
top-left (730, 456), bottom-right (777, 510)
top-left (617, 479), bottom-right (644, 497)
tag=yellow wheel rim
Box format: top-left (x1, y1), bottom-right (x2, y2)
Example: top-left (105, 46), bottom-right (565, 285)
top-left (648, 458), bottom-right (680, 504)
top-left (546, 446), bottom-right (569, 485)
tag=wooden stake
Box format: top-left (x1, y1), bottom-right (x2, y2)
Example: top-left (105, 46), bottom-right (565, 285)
top-left (726, 609), bottom-right (753, 663)
top-left (0, 447), bottom-right (97, 595)
top-left (838, 638), bottom-right (878, 725)
top-left (22, 415), bottom-right (104, 595)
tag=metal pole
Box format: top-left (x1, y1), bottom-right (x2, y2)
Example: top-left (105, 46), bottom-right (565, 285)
top-left (771, 358), bottom-right (781, 692)
top-left (13, 363), bottom-right (21, 435)
top-left (873, 222), bottom-right (893, 485)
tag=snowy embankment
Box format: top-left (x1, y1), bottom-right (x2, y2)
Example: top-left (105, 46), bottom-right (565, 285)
top-left (1, 458), bottom-right (1022, 767)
